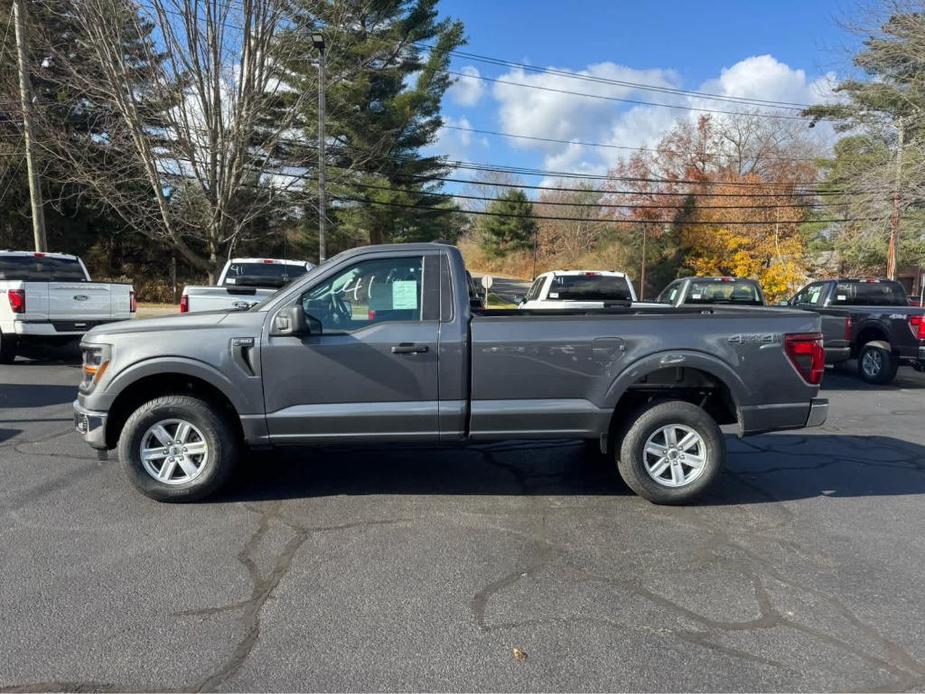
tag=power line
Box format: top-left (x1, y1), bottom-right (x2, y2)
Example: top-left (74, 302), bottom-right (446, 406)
top-left (430, 46), bottom-right (816, 110)
top-left (446, 69), bottom-right (814, 122)
top-left (332, 194), bottom-right (871, 225)
top-left (441, 124), bottom-right (821, 163)
top-left (348, 179), bottom-right (835, 211)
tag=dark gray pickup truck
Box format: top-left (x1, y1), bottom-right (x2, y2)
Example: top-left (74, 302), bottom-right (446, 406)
top-left (74, 243), bottom-right (828, 505)
top-left (788, 278), bottom-right (925, 384)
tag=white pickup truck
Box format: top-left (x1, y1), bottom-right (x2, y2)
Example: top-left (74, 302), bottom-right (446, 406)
top-left (517, 270), bottom-right (638, 309)
top-left (0, 251), bottom-right (135, 363)
top-left (180, 257), bottom-right (314, 313)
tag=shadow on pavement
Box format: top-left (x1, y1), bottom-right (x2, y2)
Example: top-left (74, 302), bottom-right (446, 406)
top-left (0, 427), bottom-right (22, 443)
top-left (212, 433), bottom-right (925, 505)
top-left (0, 383), bottom-right (78, 408)
top-left (821, 363), bottom-right (925, 391)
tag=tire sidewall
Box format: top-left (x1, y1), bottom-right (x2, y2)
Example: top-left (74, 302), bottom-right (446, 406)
top-left (0, 330), bottom-right (16, 364)
top-left (118, 395), bottom-right (236, 502)
top-left (857, 344), bottom-right (897, 385)
top-left (618, 401), bottom-right (725, 505)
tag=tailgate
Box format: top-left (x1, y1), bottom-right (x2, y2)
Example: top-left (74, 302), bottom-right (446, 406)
top-left (45, 282), bottom-right (122, 320)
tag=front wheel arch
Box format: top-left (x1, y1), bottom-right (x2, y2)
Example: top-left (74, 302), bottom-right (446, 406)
top-left (105, 373), bottom-right (243, 449)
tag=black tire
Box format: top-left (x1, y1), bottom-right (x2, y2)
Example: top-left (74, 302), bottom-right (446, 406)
top-left (617, 400), bottom-right (725, 505)
top-left (857, 343), bottom-right (898, 385)
top-left (117, 394), bottom-right (239, 502)
top-left (0, 331), bottom-right (16, 364)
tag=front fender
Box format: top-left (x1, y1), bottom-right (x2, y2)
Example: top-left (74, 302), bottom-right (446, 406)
top-left (88, 355), bottom-right (259, 415)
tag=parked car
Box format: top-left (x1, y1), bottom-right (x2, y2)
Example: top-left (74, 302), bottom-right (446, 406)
top-left (787, 278), bottom-right (925, 384)
top-left (517, 270), bottom-right (637, 309)
top-left (180, 257), bottom-right (314, 313)
top-left (74, 242), bottom-right (827, 505)
top-left (0, 250), bottom-right (134, 363)
top-left (654, 277), bottom-right (765, 307)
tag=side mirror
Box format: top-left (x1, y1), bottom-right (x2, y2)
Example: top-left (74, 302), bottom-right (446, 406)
top-left (270, 305), bottom-right (309, 337)
top-left (512, 294), bottom-right (525, 305)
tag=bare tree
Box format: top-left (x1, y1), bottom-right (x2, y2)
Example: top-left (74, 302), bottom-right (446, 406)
top-left (45, 0), bottom-right (315, 279)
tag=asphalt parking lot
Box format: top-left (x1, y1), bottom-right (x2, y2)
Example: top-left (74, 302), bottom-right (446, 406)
top-left (2, 355), bottom-right (925, 692)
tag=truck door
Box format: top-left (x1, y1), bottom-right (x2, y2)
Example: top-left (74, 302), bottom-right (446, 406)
top-left (261, 251), bottom-right (441, 443)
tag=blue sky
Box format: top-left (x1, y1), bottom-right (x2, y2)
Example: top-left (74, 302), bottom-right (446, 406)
top-left (429, 0), bottom-right (862, 185)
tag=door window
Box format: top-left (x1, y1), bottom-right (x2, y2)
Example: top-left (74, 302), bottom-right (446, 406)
top-left (792, 282), bottom-right (825, 306)
top-left (657, 280), bottom-right (682, 303)
top-left (301, 256), bottom-right (425, 333)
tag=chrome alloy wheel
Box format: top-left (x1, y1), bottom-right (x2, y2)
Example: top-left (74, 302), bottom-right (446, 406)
top-left (643, 424), bottom-right (707, 488)
top-left (861, 349), bottom-right (883, 378)
top-left (139, 419), bottom-right (209, 485)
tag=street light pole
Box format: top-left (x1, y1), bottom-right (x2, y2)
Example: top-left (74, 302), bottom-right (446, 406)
top-left (312, 33), bottom-right (327, 263)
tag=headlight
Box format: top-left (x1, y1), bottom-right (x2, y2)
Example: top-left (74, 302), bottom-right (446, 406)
top-left (80, 344), bottom-right (111, 392)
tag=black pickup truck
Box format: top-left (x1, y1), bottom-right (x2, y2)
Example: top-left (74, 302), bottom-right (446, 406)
top-left (788, 278), bottom-right (925, 384)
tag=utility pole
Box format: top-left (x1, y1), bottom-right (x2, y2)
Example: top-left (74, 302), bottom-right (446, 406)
top-left (639, 224), bottom-right (647, 300)
top-left (887, 117), bottom-right (904, 280)
top-left (13, 0), bottom-right (47, 252)
top-left (311, 33), bottom-right (327, 263)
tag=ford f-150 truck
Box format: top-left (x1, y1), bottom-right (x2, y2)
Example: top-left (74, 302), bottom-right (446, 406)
top-left (180, 257), bottom-right (313, 313)
top-left (74, 243), bottom-right (828, 505)
top-left (654, 277), bottom-right (765, 307)
top-left (0, 251), bottom-right (135, 363)
top-left (788, 278), bottom-right (925, 384)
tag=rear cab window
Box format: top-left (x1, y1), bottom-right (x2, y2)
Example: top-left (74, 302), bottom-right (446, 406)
top-left (684, 279), bottom-right (763, 305)
top-left (548, 274), bottom-right (632, 301)
top-left (830, 280), bottom-right (909, 307)
top-left (224, 262), bottom-right (307, 288)
top-left (0, 255), bottom-right (87, 282)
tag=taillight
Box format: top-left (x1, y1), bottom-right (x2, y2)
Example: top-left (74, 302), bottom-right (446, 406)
top-left (129, 290), bottom-right (137, 313)
top-left (7, 289), bottom-right (25, 314)
top-left (784, 332), bottom-right (825, 385)
top-left (179, 294), bottom-right (189, 313)
top-left (844, 316), bottom-right (852, 341)
top-left (910, 315), bottom-right (925, 340)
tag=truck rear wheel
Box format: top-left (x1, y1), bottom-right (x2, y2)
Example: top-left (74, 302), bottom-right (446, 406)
top-left (617, 400), bottom-right (724, 505)
top-left (117, 394), bottom-right (238, 502)
top-left (858, 342), bottom-right (898, 385)
top-left (0, 331), bottom-right (16, 364)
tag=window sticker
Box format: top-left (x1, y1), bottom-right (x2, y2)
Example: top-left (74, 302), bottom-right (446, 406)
top-left (392, 280), bottom-right (418, 309)
top-left (226, 278), bottom-right (236, 284)
top-left (691, 293), bottom-right (702, 299)
top-left (837, 294), bottom-right (847, 301)
top-left (549, 292), bottom-right (559, 298)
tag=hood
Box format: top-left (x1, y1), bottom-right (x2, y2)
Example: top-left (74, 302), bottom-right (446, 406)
top-left (84, 310), bottom-right (232, 341)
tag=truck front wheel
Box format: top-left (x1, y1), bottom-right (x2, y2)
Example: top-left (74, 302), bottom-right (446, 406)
top-left (117, 395), bottom-right (239, 502)
top-left (617, 401), bottom-right (724, 505)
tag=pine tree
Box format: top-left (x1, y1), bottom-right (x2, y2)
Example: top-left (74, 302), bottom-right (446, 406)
top-left (283, 0), bottom-right (465, 252)
top-left (477, 190), bottom-right (538, 259)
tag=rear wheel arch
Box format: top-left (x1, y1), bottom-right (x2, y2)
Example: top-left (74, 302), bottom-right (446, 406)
top-left (603, 358), bottom-right (742, 456)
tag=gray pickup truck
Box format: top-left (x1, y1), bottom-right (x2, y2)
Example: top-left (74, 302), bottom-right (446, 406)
top-left (74, 243), bottom-right (828, 505)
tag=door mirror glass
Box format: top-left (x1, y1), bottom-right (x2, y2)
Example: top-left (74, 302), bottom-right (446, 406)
top-left (512, 294), bottom-right (525, 305)
top-left (271, 305), bottom-right (309, 337)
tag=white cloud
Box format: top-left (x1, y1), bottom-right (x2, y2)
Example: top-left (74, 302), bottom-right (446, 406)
top-left (447, 65), bottom-right (485, 107)
top-left (432, 115), bottom-right (486, 161)
top-left (487, 55), bottom-right (837, 173)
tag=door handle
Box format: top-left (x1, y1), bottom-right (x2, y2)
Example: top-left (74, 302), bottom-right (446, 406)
top-left (391, 343), bottom-right (429, 354)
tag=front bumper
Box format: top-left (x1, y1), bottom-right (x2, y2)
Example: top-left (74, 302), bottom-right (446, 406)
top-left (73, 400), bottom-right (108, 450)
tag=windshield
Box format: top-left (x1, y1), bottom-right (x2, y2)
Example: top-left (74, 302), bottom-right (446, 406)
top-left (223, 262), bottom-right (307, 288)
top-left (832, 280), bottom-right (908, 306)
top-left (0, 255), bottom-right (87, 282)
top-left (685, 279), bottom-right (763, 305)
top-left (548, 274), bottom-right (632, 301)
